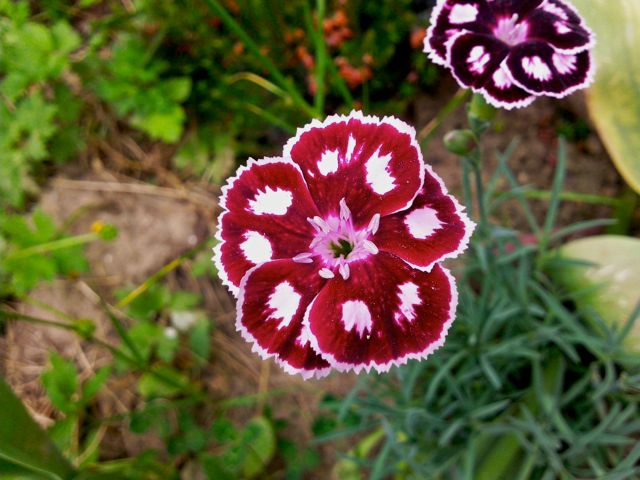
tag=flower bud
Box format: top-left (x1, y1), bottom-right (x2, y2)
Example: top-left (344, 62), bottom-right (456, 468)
top-left (444, 129), bottom-right (477, 156)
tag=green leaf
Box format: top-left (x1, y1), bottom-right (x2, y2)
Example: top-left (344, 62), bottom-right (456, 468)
top-left (572, 0), bottom-right (640, 193)
top-left (0, 376), bottom-right (76, 480)
top-left (81, 367), bottom-right (111, 405)
top-left (40, 353), bottom-right (79, 415)
top-left (240, 417), bottom-right (276, 479)
top-left (553, 235), bottom-right (640, 353)
top-left (137, 367), bottom-right (189, 399)
top-left (189, 317), bottom-right (211, 362)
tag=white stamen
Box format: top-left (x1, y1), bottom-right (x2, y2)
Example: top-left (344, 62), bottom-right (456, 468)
top-left (368, 213), bottom-right (381, 235)
top-left (307, 217), bottom-right (321, 232)
top-left (339, 263), bottom-right (350, 280)
top-left (319, 268), bottom-right (335, 279)
top-left (293, 252), bottom-right (314, 264)
top-left (363, 240), bottom-right (379, 255)
top-left (339, 198), bottom-right (351, 221)
top-left (312, 216), bottom-right (331, 233)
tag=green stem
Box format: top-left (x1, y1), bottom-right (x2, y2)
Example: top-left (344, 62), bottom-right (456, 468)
top-left (7, 233), bottom-right (99, 260)
top-left (418, 89), bottom-right (471, 144)
top-left (203, 0), bottom-right (318, 118)
top-left (313, 0), bottom-right (327, 115)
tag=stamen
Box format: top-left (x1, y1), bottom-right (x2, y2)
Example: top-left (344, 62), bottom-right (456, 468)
top-left (364, 240), bottom-right (379, 255)
top-left (313, 216), bottom-right (331, 233)
top-left (293, 252), bottom-right (314, 264)
top-left (319, 268), bottom-right (335, 279)
top-left (307, 217), bottom-right (321, 232)
top-left (367, 214), bottom-right (381, 235)
top-left (339, 198), bottom-right (351, 221)
top-left (339, 263), bottom-right (350, 280)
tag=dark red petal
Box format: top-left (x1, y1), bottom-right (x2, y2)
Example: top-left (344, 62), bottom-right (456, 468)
top-left (237, 259), bottom-right (331, 379)
top-left (214, 158), bottom-right (319, 296)
top-left (284, 112), bottom-right (424, 225)
top-left (525, 8), bottom-right (593, 53)
top-left (489, 0), bottom-right (543, 18)
top-left (447, 32), bottom-right (510, 90)
top-left (538, 0), bottom-right (585, 26)
top-left (480, 63), bottom-right (536, 109)
top-left (374, 166), bottom-right (475, 271)
top-left (425, 0), bottom-right (494, 66)
top-left (305, 254), bottom-right (457, 373)
top-left (506, 42), bottom-right (593, 98)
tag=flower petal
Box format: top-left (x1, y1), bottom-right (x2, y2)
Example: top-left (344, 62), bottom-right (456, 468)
top-left (489, 0), bottom-right (543, 17)
top-left (284, 111), bottom-right (425, 224)
top-left (506, 41), bottom-right (593, 98)
top-left (374, 165), bottom-right (475, 271)
top-left (447, 32), bottom-right (510, 90)
top-left (425, 0), bottom-right (494, 66)
top-left (214, 158), bottom-right (319, 296)
top-left (237, 259), bottom-right (331, 379)
top-left (538, 0), bottom-right (586, 26)
top-left (480, 63), bottom-right (536, 109)
top-left (305, 254), bottom-right (457, 373)
top-left (524, 7), bottom-right (593, 53)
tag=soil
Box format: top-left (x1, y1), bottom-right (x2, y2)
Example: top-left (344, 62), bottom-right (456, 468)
top-left (1, 82), bottom-right (637, 478)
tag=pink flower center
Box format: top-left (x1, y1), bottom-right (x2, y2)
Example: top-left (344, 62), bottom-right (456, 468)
top-left (493, 14), bottom-right (529, 46)
top-left (294, 199), bottom-right (379, 280)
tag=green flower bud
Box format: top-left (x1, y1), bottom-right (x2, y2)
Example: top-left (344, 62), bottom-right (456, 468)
top-left (444, 129), bottom-right (477, 156)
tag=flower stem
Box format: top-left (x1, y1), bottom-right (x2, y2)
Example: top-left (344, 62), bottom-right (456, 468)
top-left (418, 89), bottom-right (471, 144)
top-left (7, 233), bottom-right (100, 260)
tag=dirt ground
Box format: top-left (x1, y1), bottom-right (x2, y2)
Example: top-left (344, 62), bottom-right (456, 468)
top-left (0, 84), bottom-right (635, 477)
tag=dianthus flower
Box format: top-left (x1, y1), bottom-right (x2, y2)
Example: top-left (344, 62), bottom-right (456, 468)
top-left (214, 111), bottom-right (475, 378)
top-left (425, 0), bottom-right (594, 109)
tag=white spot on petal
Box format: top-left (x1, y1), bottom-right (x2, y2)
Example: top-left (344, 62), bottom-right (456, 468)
top-left (552, 52), bottom-right (577, 75)
top-left (318, 149), bottom-right (339, 176)
top-left (395, 282), bottom-right (422, 323)
top-left (404, 206), bottom-right (443, 240)
top-left (249, 187), bottom-right (293, 216)
top-left (492, 65), bottom-right (513, 89)
top-left (468, 46), bottom-right (491, 74)
top-left (555, 20), bottom-right (571, 34)
top-left (268, 281), bottom-right (301, 330)
top-left (450, 3), bottom-right (478, 24)
top-left (240, 231), bottom-right (273, 264)
top-left (341, 300), bottom-right (373, 337)
top-left (345, 135), bottom-right (357, 162)
top-left (522, 56), bottom-right (552, 81)
top-left (365, 148), bottom-right (395, 195)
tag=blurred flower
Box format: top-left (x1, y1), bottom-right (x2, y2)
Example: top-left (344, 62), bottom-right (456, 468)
top-left (424, 0), bottom-right (595, 109)
top-left (213, 111), bottom-right (474, 378)
top-left (323, 8), bottom-right (353, 48)
top-left (336, 57), bottom-right (372, 89)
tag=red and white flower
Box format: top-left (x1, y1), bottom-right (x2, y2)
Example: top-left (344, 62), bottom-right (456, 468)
top-left (213, 111), bottom-right (475, 378)
top-left (425, 0), bottom-right (595, 109)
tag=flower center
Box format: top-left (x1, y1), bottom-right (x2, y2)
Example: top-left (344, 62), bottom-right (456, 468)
top-left (330, 238), bottom-right (354, 259)
top-left (493, 14), bottom-right (529, 46)
top-left (293, 199), bottom-right (380, 280)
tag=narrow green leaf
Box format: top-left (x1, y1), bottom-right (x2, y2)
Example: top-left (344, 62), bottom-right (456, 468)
top-left (0, 377), bottom-right (76, 480)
